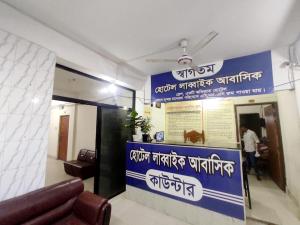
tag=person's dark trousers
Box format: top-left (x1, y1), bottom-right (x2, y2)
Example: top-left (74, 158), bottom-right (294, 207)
top-left (245, 151), bottom-right (261, 180)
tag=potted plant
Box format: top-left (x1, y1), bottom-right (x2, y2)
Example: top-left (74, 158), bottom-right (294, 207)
top-left (125, 110), bottom-right (143, 141)
top-left (140, 117), bottom-right (152, 142)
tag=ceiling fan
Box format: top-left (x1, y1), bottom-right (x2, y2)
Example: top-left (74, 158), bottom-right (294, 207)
top-left (144, 31), bottom-right (218, 73)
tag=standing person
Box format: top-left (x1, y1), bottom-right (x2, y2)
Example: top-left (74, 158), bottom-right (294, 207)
top-left (240, 124), bottom-right (261, 180)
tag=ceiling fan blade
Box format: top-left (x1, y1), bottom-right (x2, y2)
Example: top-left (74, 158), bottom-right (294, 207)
top-left (190, 31), bottom-right (218, 56)
top-left (126, 41), bottom-right (180, 62)
top-left (146, 59), bottom-right (178, 63)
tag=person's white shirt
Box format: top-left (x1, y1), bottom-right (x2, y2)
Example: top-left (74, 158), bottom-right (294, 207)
top-left (242, 129), bottom-right (259, 152)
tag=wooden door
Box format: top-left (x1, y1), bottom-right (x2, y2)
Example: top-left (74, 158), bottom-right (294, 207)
top-left (58, 115), bottom-right (70, 161)
top-left (264, 104), bottom-right (286, 191)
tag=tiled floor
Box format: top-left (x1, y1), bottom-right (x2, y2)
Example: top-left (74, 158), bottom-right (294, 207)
top-left (109, 194), bottom-right (270, 225)
top-left (246, 175), bottom-right (300, 225)
top-left (46, 158), bottom-right (300, 225)
top-left (45, 157), bottom-right (93, 192)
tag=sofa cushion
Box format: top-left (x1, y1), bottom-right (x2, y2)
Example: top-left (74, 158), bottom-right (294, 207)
top-left (0, 179), bottom-right (83, 225)
top-left (52, 214), bottom-right (89, 225)
top-left (73, 192), bottom-right (109, 225)
top-left (65, 161), bottom-right (94, 169)
top-left (64, 149), bottom-right (96, 180)
top-left (77, 149), bottom-right (88, 161)
top-left (85, 151), bottom-right (96, 164)
top-left (22, 197), bottom-right (77, 225)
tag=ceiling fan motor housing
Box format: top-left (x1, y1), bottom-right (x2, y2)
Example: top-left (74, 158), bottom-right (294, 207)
top-left (177, 54), bottom-right (193, 65)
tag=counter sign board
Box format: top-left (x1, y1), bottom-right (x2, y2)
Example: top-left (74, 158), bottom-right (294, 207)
top-left (151, 51), bottom-right (273, 103)
top-left (126, 142), bottom-right (245, 221)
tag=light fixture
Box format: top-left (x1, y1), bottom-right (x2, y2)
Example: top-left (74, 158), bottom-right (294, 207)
top-left (99, 87), bottom-right (109, 93)
top-left (100, 83), bottom-right (118, 94)
top-left (109, 83), bottom-right (117, 93)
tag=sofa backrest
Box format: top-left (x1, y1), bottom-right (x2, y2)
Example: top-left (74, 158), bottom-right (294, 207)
top-left (0, 178), bottom-right (84, 225)
top-left (85, 150), bottom-right (96, 164)
top-left (77, 149), bottom-right (96, 164)
top-left (77, 149), bottom-right (89, 161)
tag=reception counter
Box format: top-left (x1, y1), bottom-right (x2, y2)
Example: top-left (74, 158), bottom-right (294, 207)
top-left (125, 141), bottom-right (245, 225)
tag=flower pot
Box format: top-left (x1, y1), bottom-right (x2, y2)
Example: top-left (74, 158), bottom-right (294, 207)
top-left (142, 134), bottom-right (150, 142)
top-left (132, 134), bottom-right (140, 142)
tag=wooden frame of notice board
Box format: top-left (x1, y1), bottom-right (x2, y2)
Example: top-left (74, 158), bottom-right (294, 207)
top-left (164, 100), bottom-right (237, 148)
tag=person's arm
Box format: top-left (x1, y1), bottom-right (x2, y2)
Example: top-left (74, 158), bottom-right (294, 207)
top-left (240, 133), bottom-right (245, 152)
top-left (252, 132), bottom-right (260, 151)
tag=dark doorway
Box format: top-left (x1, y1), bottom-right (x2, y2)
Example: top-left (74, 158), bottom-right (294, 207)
top-left (235, 103), bottom-right (286, 192)
top-left (58, 115), bottom-right (70, 161)
top-left (240, 113), bottom-right (262, 138)
top-left (264, 104), bottom-right (286, 191)
top-left (95, 107), bottom-right (131, 199)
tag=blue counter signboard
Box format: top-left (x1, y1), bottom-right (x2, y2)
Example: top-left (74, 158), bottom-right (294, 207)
top-left (126, 142), bottom-right (245, 221)
top-left (151, 51), bottom-right (273, 103)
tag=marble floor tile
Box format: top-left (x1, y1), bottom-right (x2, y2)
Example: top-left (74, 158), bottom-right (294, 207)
top-left (246, 175), bottom-right (300, 225)
top-left (45, 157), bottom-right (93, 192)
top-left (45, 157), bottom-right (300, 225)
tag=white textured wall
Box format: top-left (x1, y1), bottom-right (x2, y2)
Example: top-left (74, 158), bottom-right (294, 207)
top-left (0, 29), bottom-right (55, 201)
top-left (293, 64), bottom-right (300, 118)
top-left (48, 104), bottom-right (75, 161)
top-left (271, 47), bottom-right (294, 91)
top-left (135, 89), bottom-right (145, 116)
top-left (293, 40), bottom-right (300, 164)
top-left (48, 104), bottom-right (96, 161)
top-left (149, 104), bottom-right (165, 138)
top-left (277, 90), bottom-right (300, 205)
top-left (272, 46), bottom-right (300, 206)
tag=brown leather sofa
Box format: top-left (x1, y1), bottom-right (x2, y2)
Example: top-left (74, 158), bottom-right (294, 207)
top-left (64, 149), bottom-right (96, 180)
top-left (0, 178), bottom-right (111, 225)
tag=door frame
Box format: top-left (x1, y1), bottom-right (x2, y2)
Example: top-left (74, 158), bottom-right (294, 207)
top-left (52, 97), bottom-right (130, 198)
top-left (263, 103), bottom-right (286, 191)
top-left (234, 102), bottom-right (276, 142)
top-left (56, 64), bottom-right (136, 110)
top-left (57, 115), bottom-right (70, 161)
top-left (52, 64), bottom-right (136, 196)
top-left (234, 102), bottom-right (286, 190)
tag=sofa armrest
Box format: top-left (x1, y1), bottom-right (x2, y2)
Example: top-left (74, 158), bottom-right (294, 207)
top-left (73, 191), bottom-right (111, 225)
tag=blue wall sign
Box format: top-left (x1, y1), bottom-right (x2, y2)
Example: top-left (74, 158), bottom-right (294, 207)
top-left (126, 142), bottom-right (245, 220)
top-left (151, 51), bottom-right (274, 103)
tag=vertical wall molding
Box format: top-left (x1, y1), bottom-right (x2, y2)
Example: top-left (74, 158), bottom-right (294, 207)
top-left (0, 28), bottom-right (56, 201)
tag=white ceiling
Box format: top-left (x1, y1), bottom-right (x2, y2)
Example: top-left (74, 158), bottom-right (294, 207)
top-left (3, 0), bottom-right (300, 75)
